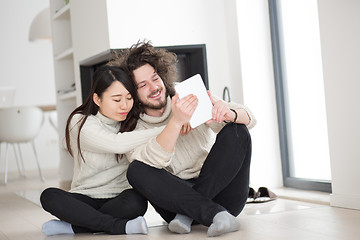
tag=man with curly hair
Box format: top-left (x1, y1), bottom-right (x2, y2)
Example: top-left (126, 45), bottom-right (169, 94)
top-left (115, 41), bottom-right (256, 237)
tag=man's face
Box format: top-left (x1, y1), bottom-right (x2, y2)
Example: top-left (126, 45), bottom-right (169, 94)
top-left (133, 63), bottom-right (167, 112)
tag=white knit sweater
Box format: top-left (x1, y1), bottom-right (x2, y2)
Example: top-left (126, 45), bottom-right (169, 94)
top-left (126, 96), bottom-right (256, 180)
top-left (69, 112), bottom-right (163, 198)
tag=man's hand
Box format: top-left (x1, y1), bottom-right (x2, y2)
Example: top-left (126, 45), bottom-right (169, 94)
top-left (180, 122), bottom-right (192, 136)
top-left (206, 91), bottom-right (236, 124)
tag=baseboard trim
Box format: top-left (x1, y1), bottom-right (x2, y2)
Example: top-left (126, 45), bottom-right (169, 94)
top-left (330, 193), bottom-right (360, 210)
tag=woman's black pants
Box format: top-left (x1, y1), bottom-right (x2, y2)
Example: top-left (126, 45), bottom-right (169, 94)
top-left (127, 123), bottom-right (252, 227)
top-left (40, 188), bottom-right (147, 234)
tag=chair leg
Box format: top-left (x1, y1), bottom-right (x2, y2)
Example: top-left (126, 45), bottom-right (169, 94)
top-left (12, 144), bottom-right (21, 175)
top-left (16, 143), bottom-right (26, 177)
top-left (4, 143), bottom-right (9, 184)
top-left (13, 144), bottom-right (25, 177)
top-left (0, 142), bottom-right (1, 183)
top-left (30, 141), bottom-right (45, 181)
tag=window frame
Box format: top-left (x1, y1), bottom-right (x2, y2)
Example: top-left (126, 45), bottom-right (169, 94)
top-left (268, 0), bottom-right (331, 193)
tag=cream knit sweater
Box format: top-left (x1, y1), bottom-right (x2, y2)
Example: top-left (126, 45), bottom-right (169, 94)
top-left (69, 112), bottom-right (163, 198)
top-left (126, 96), bottom-right (256, 180)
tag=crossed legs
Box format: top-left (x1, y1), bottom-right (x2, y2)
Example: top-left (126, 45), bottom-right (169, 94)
top-left (40, 188), bottom-right (148, 235)
top-left (127, 123), bottom-right (252, 237)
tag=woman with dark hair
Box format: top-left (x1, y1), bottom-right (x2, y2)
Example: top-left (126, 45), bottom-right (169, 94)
top-left (40, 65), bottom-right (164, 236)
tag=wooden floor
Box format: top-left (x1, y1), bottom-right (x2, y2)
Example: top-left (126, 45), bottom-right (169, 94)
top-left (1, 169), bottom-right (360, 240)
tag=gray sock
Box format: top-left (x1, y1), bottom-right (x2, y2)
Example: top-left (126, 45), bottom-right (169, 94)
top-left (207, 211), bottom-right (240, 237)
top-left (168, 214), bottom-right (193, 234)
top-left (125, 216), bottom-right (148, 235)
top-left (41, 219), bottom-right (74, 236)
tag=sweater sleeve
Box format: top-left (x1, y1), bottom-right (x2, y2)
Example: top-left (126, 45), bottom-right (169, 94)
top-left (70, 115), bottom-right (165, 154)
top-left (125, 137), bottom-right (174, 169)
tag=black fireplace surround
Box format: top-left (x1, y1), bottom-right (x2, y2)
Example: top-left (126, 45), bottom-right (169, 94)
top-left (80, 44), bottom-right (209, 103)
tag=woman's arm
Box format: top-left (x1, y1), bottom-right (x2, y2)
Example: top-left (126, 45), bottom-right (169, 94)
top-left (155, 94), bottom-right (198, 152)
top-left (69, 115), bottom-right (164, 154)
top-left (125, 94), bottom-right (198, 169)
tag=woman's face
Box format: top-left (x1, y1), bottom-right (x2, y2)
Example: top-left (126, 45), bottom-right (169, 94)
top-left (93, 81), bottom-right (134, 122)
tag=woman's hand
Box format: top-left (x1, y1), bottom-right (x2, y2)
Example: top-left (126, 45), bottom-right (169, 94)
top-left (171, 94), bottom-right (198, 127)
top-left (155, 94), bottom-right (197, 152)
top-left (206, 91), bottom-right (236, 124)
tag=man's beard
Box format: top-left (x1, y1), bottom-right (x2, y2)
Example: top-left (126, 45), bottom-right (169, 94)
top-left (141, 100), bottom-right (167, 110)
top-left (141, 89), bottom-right (167, 110)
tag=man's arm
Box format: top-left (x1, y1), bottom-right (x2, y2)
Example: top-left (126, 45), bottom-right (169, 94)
top-left (206, 91), bottom-right (257, 130)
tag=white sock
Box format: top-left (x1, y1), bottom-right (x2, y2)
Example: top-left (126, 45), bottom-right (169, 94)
top-left (168, 214), bottom-right (192, 234)
top-left (207, 211), bottom-right (240, 237)
top-left (125, 216), bottom-right (148, 235)
top-left (41, 219), bottom-right (74, 236)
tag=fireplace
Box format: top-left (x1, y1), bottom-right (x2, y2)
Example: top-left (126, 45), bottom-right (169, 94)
top-left (80, 44), bottom-right (208, 103)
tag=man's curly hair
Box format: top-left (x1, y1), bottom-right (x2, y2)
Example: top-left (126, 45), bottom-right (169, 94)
top-left (109, 40), bottom-right (178, 98)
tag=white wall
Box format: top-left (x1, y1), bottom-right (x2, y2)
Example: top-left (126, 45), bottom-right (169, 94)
top-left (0, 0), bottom-right (55, 106)
top-left (0, 0), bottom-right (59, 174)
top-left (236, 0), bottom-right (283, 189)
top-left (318, 0), bottom-right (360, 210)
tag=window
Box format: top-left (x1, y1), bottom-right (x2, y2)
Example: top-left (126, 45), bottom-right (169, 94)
top-left (269, 0), bottom-right (331, 192)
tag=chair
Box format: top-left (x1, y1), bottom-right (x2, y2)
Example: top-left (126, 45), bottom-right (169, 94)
top-left (0, 106), bottom-right (45, 184)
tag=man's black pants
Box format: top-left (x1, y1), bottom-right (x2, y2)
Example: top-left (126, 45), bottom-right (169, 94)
top-left (127, 123), bottom-right (252, 227)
